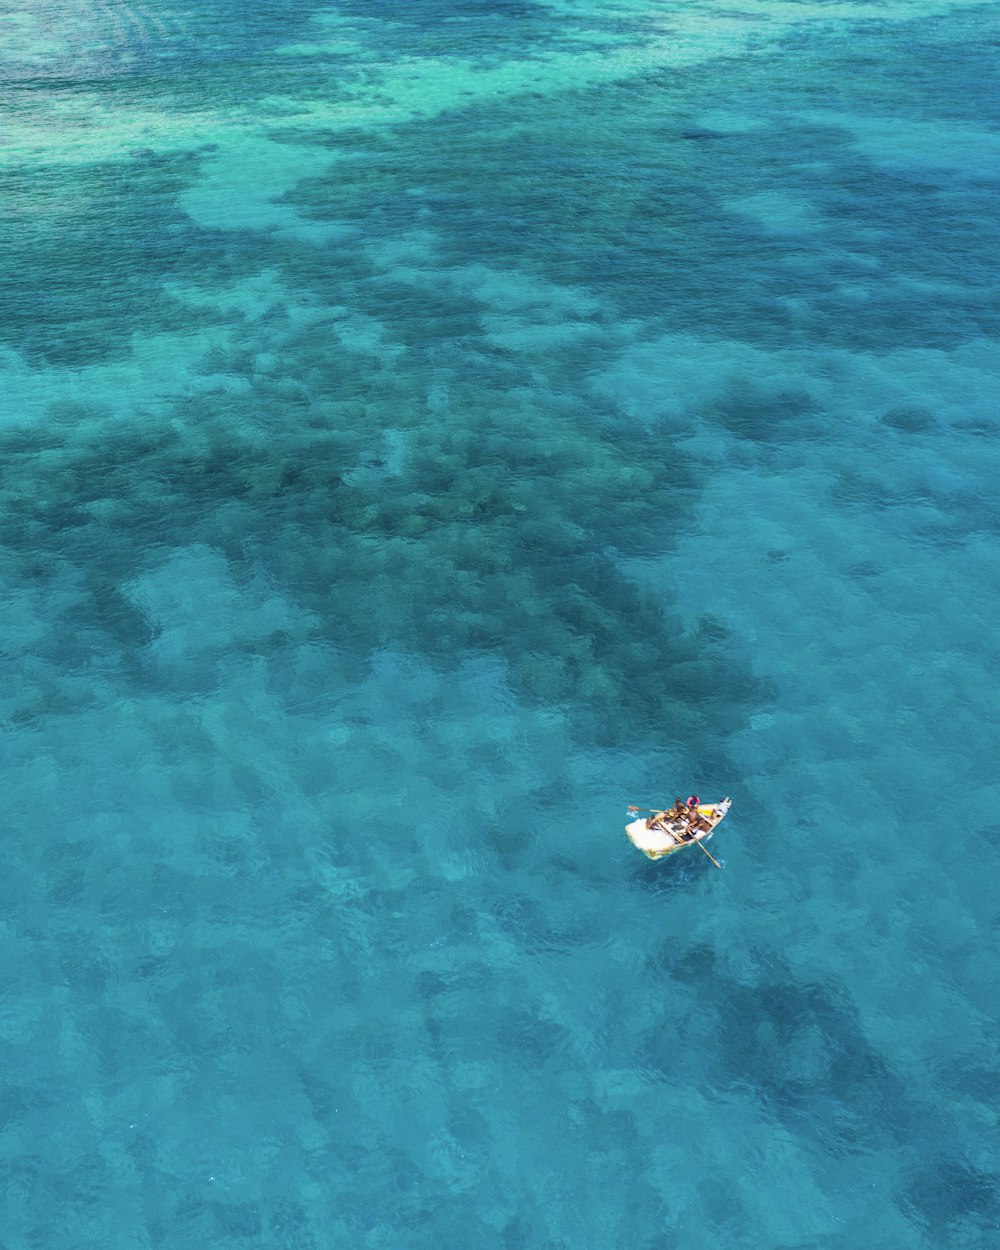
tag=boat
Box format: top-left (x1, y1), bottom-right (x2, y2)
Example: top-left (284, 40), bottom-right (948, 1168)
top-left (625, 798), bottom-right (732, 861)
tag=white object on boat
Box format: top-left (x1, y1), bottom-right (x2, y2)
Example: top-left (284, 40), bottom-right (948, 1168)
top-left (625, 798), bottom-right (731, 861)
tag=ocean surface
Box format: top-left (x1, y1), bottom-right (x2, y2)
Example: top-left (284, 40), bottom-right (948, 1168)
top-left (2, 2), bottom-right (999, 1246)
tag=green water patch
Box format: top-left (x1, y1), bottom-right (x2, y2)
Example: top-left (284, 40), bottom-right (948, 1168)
top-left (0, 312), bottom-right (769, 764)
top-left (273, 24), bottom-right (1000, 354)
top-left (0, 150), bottom-right (267, 368)
top-left (15, 0), bottom-right (989, 773)
top-left (659, 941), bottom-right (1000, 1244)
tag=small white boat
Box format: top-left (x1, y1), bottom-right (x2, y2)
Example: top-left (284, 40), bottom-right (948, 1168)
top-left (625, 798), bottom-right (732, 861)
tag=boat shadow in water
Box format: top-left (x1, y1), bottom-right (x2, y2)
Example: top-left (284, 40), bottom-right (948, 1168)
top-left (628, 856), bottom-right (716, 896)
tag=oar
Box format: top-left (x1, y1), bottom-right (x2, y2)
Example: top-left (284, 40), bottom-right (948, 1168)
top-left (691, 833), bottom-right (723, 870)
top-left (627, 806), bottom-right (723, 869)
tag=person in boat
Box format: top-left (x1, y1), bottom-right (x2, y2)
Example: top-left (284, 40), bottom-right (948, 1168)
top-left (648, 801), bottom-right (684, 832)
top-left (650, 800), bottom-right (680, 830)
top-left (683, 794), bottom-right (704, 839)
top-left (667, 799), bottom-right (691, 833)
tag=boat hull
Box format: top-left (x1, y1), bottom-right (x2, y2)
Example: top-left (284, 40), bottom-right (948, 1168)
top-left (625, 799), bottom-right (731, 861)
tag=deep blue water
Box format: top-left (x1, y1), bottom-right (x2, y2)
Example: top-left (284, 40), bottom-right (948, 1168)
top-left (2, 2), bottom-right (999, 1247)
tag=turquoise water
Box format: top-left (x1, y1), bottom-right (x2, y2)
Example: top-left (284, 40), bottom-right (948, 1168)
top-left (2, 1), bottom-right (999, 1245)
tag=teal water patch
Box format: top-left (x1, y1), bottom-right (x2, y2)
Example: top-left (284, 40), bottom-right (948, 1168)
top-left (2, 1), bottom-right (999, 1247)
